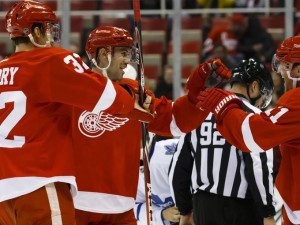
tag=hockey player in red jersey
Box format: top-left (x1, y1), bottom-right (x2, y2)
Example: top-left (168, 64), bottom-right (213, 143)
top-left (73, 26), bottom-right (232, 225)
top-left (197, 36), bottom-right (300, 225)
top-left (0, 1), bottom-right (144, 224)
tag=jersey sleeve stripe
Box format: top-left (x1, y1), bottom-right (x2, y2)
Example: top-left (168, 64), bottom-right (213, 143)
top-left (92, 79), bottom-right (116, 114)
top-left (242, 114), bottom-right (266, 153)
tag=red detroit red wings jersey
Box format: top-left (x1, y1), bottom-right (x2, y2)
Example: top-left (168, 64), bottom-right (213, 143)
top-left (0, 47), bottom-right (134, 202)
top-left (216, 88), bottom-right (300, 223)
top-left (73, 88), bottom-right (207, 213)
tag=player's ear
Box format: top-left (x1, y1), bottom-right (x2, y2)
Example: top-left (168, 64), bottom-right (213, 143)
top-left (32, 26), bottom-right (43, 38)
top-left (97, 48), bottom-right (108, 65)
top-left (98, 48), bottom-right (106, 56)
top-left (250, 80), bottom-right (260, 96)
top-left (291, 64), bottom-right (300, 78)
top-left (31, 26), bottom-right (45, 45)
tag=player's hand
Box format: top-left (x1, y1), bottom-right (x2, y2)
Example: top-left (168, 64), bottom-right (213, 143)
top-left (162, 206), bottom-right (180, 222)
top-left (186, 58), bottom-right (232, 104)
top-left (180, 213), bottom-right (195, 225)
top-left (263, 217), bottom-right (276, 225)
top-left (117, 78), bottom-right (156, 122)
top-left (208, 58), bottom-right (232, 80)
top-left (196, 88), bottom-right (243, 122)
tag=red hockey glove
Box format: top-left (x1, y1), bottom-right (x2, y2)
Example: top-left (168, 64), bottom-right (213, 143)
top-left (186, 58), bottom-right (232, 104)
top-left (117, 78), bottom-right (157, 123)
top-left (196, 88), bottom-right (243, 122)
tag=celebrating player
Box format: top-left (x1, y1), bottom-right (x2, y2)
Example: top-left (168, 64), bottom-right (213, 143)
top-left (0, 1), bottom-right (142, 223)
top-left (197, 36), bottom-right (300, 225)
top-left (72, 26), bottom-right (231, 224)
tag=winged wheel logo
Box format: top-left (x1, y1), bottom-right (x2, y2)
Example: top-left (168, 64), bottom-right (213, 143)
top-left (78, 111), bottom-right (129, 138)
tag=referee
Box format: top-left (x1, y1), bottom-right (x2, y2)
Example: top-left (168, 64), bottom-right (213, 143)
top-left (169, 59), bottom-right (281, 225)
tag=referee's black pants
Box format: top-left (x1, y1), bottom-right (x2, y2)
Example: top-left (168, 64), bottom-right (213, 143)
top-left (193, 190), bottom-right (263, 225)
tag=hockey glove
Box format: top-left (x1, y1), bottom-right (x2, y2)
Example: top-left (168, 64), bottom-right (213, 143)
top-left (186, 58), bottom-right (232, 104)
top-left (196, 88), bottom-right (243, 123)
top-left (117, 78), bottom-right (156, 123)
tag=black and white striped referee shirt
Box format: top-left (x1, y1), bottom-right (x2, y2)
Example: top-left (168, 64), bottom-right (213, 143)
top-left (168, 96), bottom-right (281, 217)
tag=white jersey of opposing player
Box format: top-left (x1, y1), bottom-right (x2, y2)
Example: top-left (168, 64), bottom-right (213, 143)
top-left (134, 138), bottom-right (179, 225)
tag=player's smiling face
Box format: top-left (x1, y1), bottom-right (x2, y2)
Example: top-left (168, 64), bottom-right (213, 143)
top-left (279, 62), bottom-right (300, 91)
top-left (107, 47), bottom-right (131, 81)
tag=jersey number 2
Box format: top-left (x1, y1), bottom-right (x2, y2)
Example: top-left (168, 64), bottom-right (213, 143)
top-left (0, 91), bottom-right (26, 148)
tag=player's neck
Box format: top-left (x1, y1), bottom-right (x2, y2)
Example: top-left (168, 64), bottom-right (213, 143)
top-left (15, 43), bottom-right (36, 52)
top-left (92, 67), bottom-right (102, 75)
top-left (229, 85), bottom-right (249, 102)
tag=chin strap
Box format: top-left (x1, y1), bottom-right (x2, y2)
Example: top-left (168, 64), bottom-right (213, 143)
top-left (286, 68), bottom-right (300, 89)
top-left (28, 31), bottom-right (52, 48)
top-left (91, 47), bottom-right (112, 78)
top-left (292, 79), bottom-right (298, 89)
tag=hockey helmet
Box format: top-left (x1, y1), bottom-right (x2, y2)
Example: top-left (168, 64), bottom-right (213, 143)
top-left (272, 36), bottom-right (300, 88)
top-left (230, 58), bottom-right (274, 109)
top-left (85, 26), bottom-right (134, 62)
top-left (274, 36), bottom-right (300, 65)
top-left (6, 0), bottom-right (57, 39)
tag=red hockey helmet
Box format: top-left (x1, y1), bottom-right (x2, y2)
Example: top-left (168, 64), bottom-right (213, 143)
top-left (272, 36), bottom-right (300, 90)
top-left (272, 36), bottom-right (300, 73)
top-left (85, 26), bottom-right (134, 61)
top-left (5, 0), bottom-right (57, 39)
top-left (275, 36), bottom-right (300, 63)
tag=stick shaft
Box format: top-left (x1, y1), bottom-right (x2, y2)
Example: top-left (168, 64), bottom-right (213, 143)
top-left (133, 1), bottom-right (152, 225)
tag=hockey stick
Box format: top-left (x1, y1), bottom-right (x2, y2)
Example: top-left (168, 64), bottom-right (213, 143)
top-left (133, 1), bottom-right (153, 225)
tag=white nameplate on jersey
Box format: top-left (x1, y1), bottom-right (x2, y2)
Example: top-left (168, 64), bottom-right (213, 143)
top-left (0, 67), bottom-right (19, 85)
